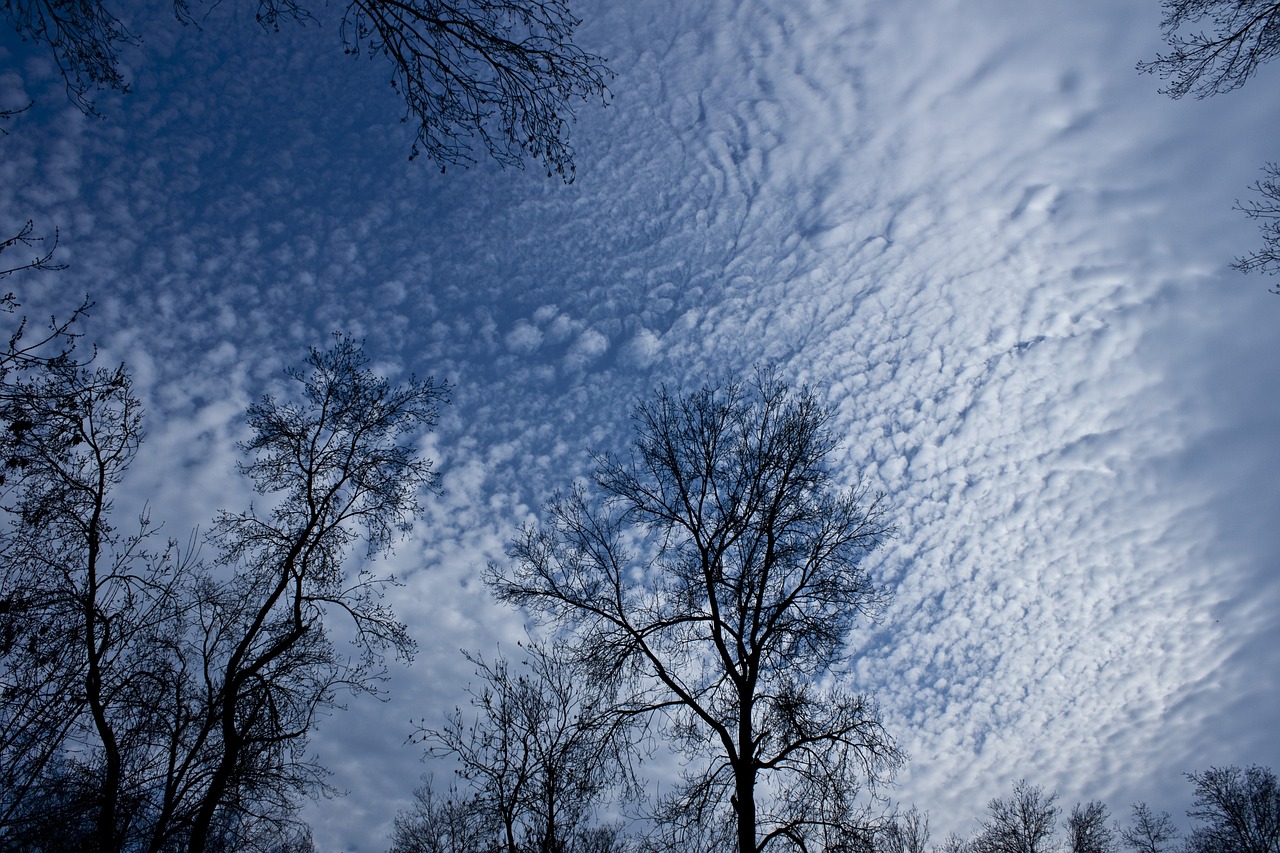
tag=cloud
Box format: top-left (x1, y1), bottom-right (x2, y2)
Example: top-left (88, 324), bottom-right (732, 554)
top-left (621, 327), bottom-right (663, 367)
top-left (504, 319), bottom-right (544, 353)
top-left (5, 0), bottom-right (1279, 847)
top-left (565, 327), bottom-right (610, 371)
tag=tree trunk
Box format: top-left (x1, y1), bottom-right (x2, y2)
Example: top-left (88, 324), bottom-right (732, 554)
top-left (735, 763), bottom-right (758, 853)
top-left (85, 494), bottom-right (121, 853)
top-left (734, 692), bottom-right (757, 853)
top-left (187, 728), bottom-right (239, 853)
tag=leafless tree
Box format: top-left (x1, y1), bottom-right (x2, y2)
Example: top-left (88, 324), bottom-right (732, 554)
top-left (411, 638), bottom-right (637, 853)
top-left (0, 360), bottom-right (196, 850)
top-left (1137, 2), bottom-right (1280, 98)
top-left (132, 564), bottom-right (332, 853)
top-left (1119, 803), bottom-right (1178, 853)
top-left (972, 781), bottom-right (1060, 853)
top-left (1138, 2), bottom-right (1280, 286)
top-left (880, 807), bottom-right (931, 853)
top-left (2, 221), bottom-right (87, 399)
top-left (0, 757), bottom-right (101, 852)
top-left (1065, 802), bottom-right (1114, 853)
top-left (2, 111), bottom-right (86, 395)
top-left (0, 0), bottom-right (133, 113)
top-left (389, 779), bottom-right (492, 853)
top-left (490, 369), bottom-right (901, 853)
top-left (2, 149), bottom-right (88, 446)
top-left (1, 221), bottom-right (66, 282)
top-left (1184, 765), bottom-right (1280, 853)
top-left (1, 337), bottom-right (446, 852)
top-left (186, 335), bottom-right (446, 853)
top-left (938, 833), bottom-right (974, 853)
top-left (334, 0), bottom-right (611, 178)
top-left (1233, 163), bottom-right (1280, 283)
top-left (4, 0), bottom-right (610, 176)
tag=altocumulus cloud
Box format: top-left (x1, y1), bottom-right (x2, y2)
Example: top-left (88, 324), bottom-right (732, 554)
top-left (2, 0), bottom-right (1278, 847)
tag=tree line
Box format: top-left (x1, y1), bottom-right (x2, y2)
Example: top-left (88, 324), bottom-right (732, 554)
top-left (4, 295), bottom-right (1274, 851)
top-left (3, 342), bottom-right (906, 850)
top-left (917, 768), bottom-right (1278, 853)
top-left (396, 679), bottom-right (1280, 853)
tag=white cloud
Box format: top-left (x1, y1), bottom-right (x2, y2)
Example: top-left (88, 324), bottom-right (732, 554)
top-left (564, 327), bottom-right (610, 371)
top-left (621, 327), bottom-right (663, 367)
top-left (5, 0), bottom-right (1279, 847)
top-left (504, 319), bottom-right (544, 353)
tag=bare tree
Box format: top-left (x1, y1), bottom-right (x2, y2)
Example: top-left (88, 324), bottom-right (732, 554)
top-left (4, 0), bottom-right (610, 176)
top-left (0, 360), bottom-right (202, 850)
top-left (1138, 2), bottom-right (1280, 286)
top-left (1119, 803), bottom-right (1178, 853)
top-left (334, 0), bottom-right (611, 177)
top-left (938, 833), bottom-right (974, 853)
top-left (2, 361), bottom-right (152, 849)
top-left (389, 779), bottom-right (492, 853)
top-left (391, 777), bottom-right (634, 853)
top-left (1137, 2), bottom-right (1280, 98)
top-left (0, 0), bottom-right (134, 113)
top-left (1, 337), bottom-right (447, 852)
top-left (186, 335), bottom-right (446, 853)
top-left (1, 221), bottom-right (66, 282)
top-left (2, 111), bottom-right (87, 400)
top-left (1065, 802), bottom-right (1115, 853)
top-left (490, 369), bottom-right (901, 853)
top-left (1233, 163), bottom-right (1280, 283)
top-left (135, 565), bottom-right (333, 853)
top-left (880, 807), bottom-right (931, 853)
top-left (2, 221), bottom-right (87, 399)
top-left (1184, 765), bottom-right (1280, 853)
top-left (0, 757), bottom-right (101, 852)
top-left (972, 781), bottom-right (1060, 853)
top-left (411, 638), bottom-right (637, 853)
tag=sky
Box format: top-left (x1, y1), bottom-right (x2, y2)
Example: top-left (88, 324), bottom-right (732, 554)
top-left (3, 0), bottom-right (1279, 850)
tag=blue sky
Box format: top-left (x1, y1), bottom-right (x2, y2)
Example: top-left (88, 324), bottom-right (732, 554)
top-left (3, 0), bottom-right (1279, 849)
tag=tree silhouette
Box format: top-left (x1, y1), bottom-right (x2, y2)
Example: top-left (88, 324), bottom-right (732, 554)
top-left (1233, 164), bottom-right (1280, 283)
top-left (491, 369), bottom-right (901, 853)
top-left (972, 781), bottom-right (1061, 853)
top-left (1, 217), bottom-right (86, 401)
top-left (879, 807), bottom-right (931, 853)
top-left (1120, 803), bottom-right (1178, 853)
top-left (1137, 2), bottom-right (1280, 98)
top-left (186, 336), bottom-right (445, 853)
top-left (0, 337), bottom-right (446, 851)
top-left (1138, 1), bottom-right (1280, 285)
top-left (408, 639), bottom-right (636, 853)
top-left (3, 0), bottom-right (610, 177)
top-left (1184, 765), bottom-right (1280, 853)
top-left (1065, 802), bottom-right (1115, 853)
